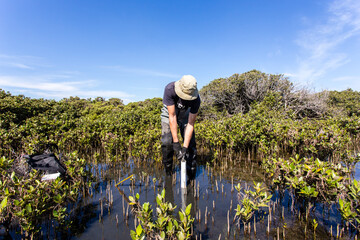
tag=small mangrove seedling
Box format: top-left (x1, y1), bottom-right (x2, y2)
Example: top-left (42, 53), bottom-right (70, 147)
top-left (129, 189), bottom-right (194, 240)
top-left (338, 197), bottom-right (357, 229)
top-left (312, 219), bottom-right (318, 236)
top-left (234, 182), bottom-right (272, 228)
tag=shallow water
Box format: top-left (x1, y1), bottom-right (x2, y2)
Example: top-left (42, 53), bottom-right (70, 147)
top-left (6, 156), bottom-right (358, 239)
top-left (63, 157), bottom-right (357, 240)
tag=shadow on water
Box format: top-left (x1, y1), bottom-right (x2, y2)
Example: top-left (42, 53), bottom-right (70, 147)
top-left (7, 154), bottom-right (359, 239)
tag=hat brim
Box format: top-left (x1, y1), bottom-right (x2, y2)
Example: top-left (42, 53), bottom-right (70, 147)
top-left (174, 80), bottom-right (199, 101)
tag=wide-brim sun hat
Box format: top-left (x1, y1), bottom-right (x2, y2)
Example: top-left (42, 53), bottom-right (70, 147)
top-left (174, 75), bottom-right (199, 100)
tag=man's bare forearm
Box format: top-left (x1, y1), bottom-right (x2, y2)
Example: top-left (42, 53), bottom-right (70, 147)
top-left (169, 114), bottom-right (179, 143)
top-left (183, 123), bottom-right (194, 148)
top-left (183, 113), bottom-right (197, 148)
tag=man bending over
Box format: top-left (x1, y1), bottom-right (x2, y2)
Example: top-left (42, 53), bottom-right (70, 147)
top-left (160, 75), bottom-right (201, 175)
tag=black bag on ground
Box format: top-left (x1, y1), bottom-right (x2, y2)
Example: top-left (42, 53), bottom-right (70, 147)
top-left (23, 153), bottom-right (66, 174)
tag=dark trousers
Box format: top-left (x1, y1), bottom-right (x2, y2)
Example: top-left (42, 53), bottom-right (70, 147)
top-left (160, 106), bottom-right (196, 170)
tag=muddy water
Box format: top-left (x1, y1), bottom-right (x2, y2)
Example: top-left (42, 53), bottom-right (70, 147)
top-left (62, 157), bottom-right (359, 240)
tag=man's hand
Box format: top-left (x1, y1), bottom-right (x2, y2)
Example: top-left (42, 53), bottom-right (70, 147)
top-left (181, 147), bottom-right (188, 161)
top-left (173, 142), bottom-right (182, 159)
top-left (173, 143), bottom-right (189, 161)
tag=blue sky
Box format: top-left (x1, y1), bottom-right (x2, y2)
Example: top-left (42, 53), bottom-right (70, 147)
top-left (0, 0), bottom-right (359, 103)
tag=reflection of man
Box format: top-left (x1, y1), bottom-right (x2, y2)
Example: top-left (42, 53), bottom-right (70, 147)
top-left (164, 175), bottom-right (174, 204)
top-left (160, 75), bottom-right (201, 175)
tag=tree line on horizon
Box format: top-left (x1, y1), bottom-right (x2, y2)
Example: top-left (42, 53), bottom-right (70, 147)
top-left (2, 69), bottom-right (360, 121)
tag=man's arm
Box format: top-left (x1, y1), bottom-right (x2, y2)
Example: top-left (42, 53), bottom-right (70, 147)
top-left (167, 105), bottom-right (179, 143)
top-left (183, 112), bottom-right (197, 148)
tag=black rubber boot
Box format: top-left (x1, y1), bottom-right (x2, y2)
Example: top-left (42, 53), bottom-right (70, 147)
top-left (162, 144), bottom-right (174, 175)
top-left (186, 147), bottom-right (197, 171)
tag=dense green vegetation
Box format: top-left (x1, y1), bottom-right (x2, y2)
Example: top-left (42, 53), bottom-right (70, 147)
top-left (1, 69), bottom-right (360, 237)
top-left (0, 92), bottom-right (162, 162)
top-left (0, 152), bottom-right (93, 238)
top-left (328, 88), bottom-right (360, 117)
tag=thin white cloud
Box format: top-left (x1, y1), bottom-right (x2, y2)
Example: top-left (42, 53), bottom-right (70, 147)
top-left (7, 62), bottom-right (34, 69)
top-left (104, 65), bottom-right (180, 79)
top-left (0, 55), bottom-right (137, 102)
top-left (0, 54), bottom-right (42, 60)
top-left (292, 0), bottom-right (360, 84)
top-left (0, 54), bottom-right (49, 70)
top-left (0, 75), bottom-right (135, 102)
top-left (0, 61), bottom-right (34, 70)
top-left (0, 76), bottom-right (78, 91)
top-left (283, 73), bottom-right (297, 78)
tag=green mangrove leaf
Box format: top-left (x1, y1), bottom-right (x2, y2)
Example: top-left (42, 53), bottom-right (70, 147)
top-left (160, 231), bottom-right (165, 240)
top-left (156, 195), bottom-right (162, 206)
top-left (185, 203), bottom-right (192, 216)
top-left (143, 202), bottom-right (149, 212)
top-left (25, 203), bottom-right (32, 213)
top-left (130, 230), bottom-right (136, 240)
top-left (0, 196), bottom-right (8, 213)
top-left (173, 219), bottom-right (179, 228)
top-left (179, 211), bottom-right (185, 222)
top-left (53, 210), bottom-right (59, 218)
top-left (136, 224), bottom-right (143, 236)
top-left (177, 231), bottom-right (185, 240)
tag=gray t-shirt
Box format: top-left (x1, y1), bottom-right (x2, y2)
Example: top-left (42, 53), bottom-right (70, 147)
top-left (163, 82), bottom-right (201, 114)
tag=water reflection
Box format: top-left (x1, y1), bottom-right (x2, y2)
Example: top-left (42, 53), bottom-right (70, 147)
top-left (355, 161), bottom-right (360, 181)
top-left (164, 175), bottom-right (174, 205)
top-left (10, 155), bottom-right (356, 239)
